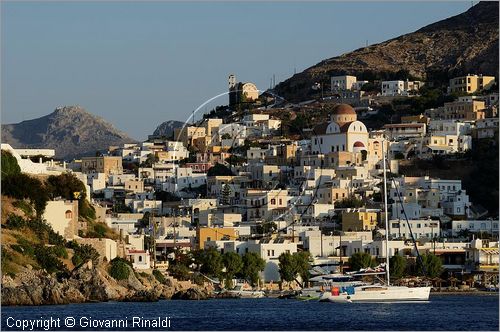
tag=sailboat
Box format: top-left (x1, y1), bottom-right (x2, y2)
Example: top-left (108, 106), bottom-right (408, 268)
top-left (319, 140), bottom-right (431, 303)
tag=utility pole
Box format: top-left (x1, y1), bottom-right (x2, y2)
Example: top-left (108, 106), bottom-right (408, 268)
top-left (151, 203), bottom-right (157, 269)
top-left (320, 218), bottom-right (324, 257)
top-left (173, 208), bottom-right (177, 249)
top-left (339, 230), bottom-right (343, 274)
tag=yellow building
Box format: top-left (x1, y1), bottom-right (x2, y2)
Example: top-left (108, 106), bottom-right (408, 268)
top-left (449, 75), bottom-right (495, 94)
top-left (443, 100), bottom-right (486, 121)
top-left (174, 126), bottom-right (206, 147)
top-left (341, 210), bottom-right (378, 231)
top-left (204, 118), bottom-right (223, 138)
top-left (81, 156), bottom-right (123, 175)
top-left (317, 187), bottom-right (349, 204)
top-left (197, 227), bottom-right (237, 249)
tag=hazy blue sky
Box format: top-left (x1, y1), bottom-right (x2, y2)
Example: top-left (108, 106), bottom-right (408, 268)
top-left (2, 1), bottom-right (470, 140)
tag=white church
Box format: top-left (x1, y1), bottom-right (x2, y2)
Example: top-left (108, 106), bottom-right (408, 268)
top-left (311, 104), bottom-right (368, 155)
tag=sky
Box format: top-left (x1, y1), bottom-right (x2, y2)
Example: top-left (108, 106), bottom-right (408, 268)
top-left (1, 1), bottom-right (471, 140)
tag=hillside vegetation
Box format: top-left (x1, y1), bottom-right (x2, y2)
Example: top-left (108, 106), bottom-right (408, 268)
top-left (274, 2), bottom-right (498, 101)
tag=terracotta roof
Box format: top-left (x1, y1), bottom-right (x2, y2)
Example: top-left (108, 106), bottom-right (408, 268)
top-left (353, 141), bottom-right (365, 147)
top-left (333, 103), bottom-right (356, 115)
top-left (128, 250), bottom-right (147, 254)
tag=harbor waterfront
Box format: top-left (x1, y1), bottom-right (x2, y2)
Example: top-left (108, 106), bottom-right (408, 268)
top-left (2, 295), bottom-right (499, 331)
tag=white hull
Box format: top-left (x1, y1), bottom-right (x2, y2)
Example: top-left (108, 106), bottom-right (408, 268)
top-left (301, 281), bottom-right (366, 298)
top-left (226, 290), bottom-right (265, 298)
top-left (319, 285), bottom-right (431, 303)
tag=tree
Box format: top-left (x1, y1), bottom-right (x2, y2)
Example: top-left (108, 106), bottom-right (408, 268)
top-left (255, 222), bottom-right (277, 235)
top-left (335, 196), bottom-right (364, 208)
top-left (1, 173), bottom-right (48, 216)
top-left (294, 251), bottom-right (311, 286)
top-left (220, 184), bottom-right (231, 205)
top-left (278, 252), bottom-right (296, 283)
top-left (207, 163), bottom-right (234, 177)
top-left (240, 252), bottom-right (266, 286)
top-left (389, 254), bottom-right (407, 279)
top-left (222, 252), bottom-right (243, 288)
top-left (109, 257), bottom-right (131, 280)
top-left (1, 150), bottom-right (20, 180)
top-left (72, 243), bottom-right (100, 269)
top-left (417, 253), bottom-right (443, 278)
top-left (348, 252), bottom-right (376, 271)
top-left (194, 248), bottom-right (223, 280)
top-left (140, 153), bottom-right (159, 167)
top-left (278, 251), bottom-right (311, 286)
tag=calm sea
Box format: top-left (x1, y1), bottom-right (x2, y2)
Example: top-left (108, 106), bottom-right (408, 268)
top-left (2, 294), bottom-right (499, 331)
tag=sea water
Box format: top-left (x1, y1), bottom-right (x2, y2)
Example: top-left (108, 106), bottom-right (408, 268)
top-left (2, 294), bottom-right (498, 331)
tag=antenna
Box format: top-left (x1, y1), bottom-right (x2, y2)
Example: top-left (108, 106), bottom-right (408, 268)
top-left (366, 40), bottom-right (368, 47)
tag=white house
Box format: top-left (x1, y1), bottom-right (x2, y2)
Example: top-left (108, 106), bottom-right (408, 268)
top-left (389, 219), bottom-right (440, 240)
top-left (450, 220), bottom-right (499, 237)
top-left (127, 249), bottom-right (151, 270)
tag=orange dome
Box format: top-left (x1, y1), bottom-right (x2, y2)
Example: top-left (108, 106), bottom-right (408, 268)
top-left (333, 103), bottom-right (355, 115)
top-left (353, 141), bottom-right (365, 148)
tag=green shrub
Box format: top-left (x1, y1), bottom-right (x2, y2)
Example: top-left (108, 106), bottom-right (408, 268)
top-left (72, 244), bottom-right (100, 268)
top-left (12, 200), bottom-right (34, 216)
top-left (1, 150), bottom-right (21, 179)
top-left (52, 245), bottom-right (68, 259)
top-left (14, 236), bottom-right (36, 257)
top-left (1, 173), bottom-right (48, 216)
top-left (26, 218), bottom-right (65, 246)
top-left (168, 264), bottom-right (191, 281)
top-left (6, 214), bottom-right (26, 229)
top-left (71, 254), bottom-right (83, 267)
top-left (190, 273), bottom-right (206, 286)
top-left (92, 223), bottom-right (107, 238)
top-left (153, 269), bottom-right (167, 284)
top-left (34, 245), bottom-right (65, 273)
top-left (109, 258), bottom-right (131, 280)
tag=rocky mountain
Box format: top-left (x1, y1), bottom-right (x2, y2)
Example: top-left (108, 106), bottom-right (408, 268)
top-left (1, 106), bottom-right (136, 160)
top-left (152, 120), bottom-right (185, 138)
top-left (274, 1), bottom-right (499, 101)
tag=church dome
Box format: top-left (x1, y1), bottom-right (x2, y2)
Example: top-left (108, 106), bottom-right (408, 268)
top-left (332, 104), bottom-right (356, 115)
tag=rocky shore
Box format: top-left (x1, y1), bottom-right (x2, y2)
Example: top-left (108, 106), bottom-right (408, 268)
top-left (1, 264), bottom-right (211, 306)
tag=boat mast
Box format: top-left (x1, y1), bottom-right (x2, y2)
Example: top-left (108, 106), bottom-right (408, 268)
top-left (382, 139), bottom-right (390, 286)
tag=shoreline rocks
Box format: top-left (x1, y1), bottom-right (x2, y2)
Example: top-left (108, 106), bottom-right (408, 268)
top-left (1, 265), bottom-right (209, 306)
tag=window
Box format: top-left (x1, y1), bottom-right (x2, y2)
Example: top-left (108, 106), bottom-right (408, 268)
top-left (138, 256), bottom-right (142, 262)
top-left (271, 199), bottom-right (276, 205)
top-left (65, 210), bottom-right (73, 219)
